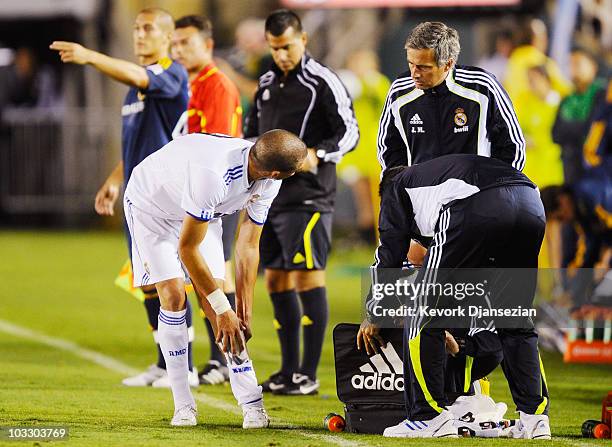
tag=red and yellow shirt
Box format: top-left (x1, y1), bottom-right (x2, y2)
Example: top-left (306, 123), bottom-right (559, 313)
top-left (187, 63), bottom-right (242, 137)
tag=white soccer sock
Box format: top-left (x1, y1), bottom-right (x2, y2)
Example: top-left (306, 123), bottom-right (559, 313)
top-left (158, 309), bottom-right (195, 410)
top-left (222, 340), bottom-right (263, 409)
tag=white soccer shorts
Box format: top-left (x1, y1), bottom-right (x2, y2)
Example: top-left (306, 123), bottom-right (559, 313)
top-left (124, 196), bottom-right (225, 287)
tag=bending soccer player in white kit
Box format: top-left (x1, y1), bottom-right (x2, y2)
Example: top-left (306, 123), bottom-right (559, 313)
top-left (123, 130), bottom-right (307, 427)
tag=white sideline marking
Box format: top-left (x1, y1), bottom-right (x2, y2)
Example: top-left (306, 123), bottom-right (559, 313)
top-left (0, 319), bottom-right (139, 377)
top-left (0, 319), bottom-right (364, 447)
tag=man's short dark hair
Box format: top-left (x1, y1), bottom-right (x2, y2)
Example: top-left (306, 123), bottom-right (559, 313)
top-left (379, 166), bottom-right (406, 197)
top-left (265, 9), bottom-right (302, 36)
top-left (252, 129), bottom-right (307, 172)
top-left (175, 15), bottom-right (213, 39)
top-left (540, 185), bottom-right (572, 217)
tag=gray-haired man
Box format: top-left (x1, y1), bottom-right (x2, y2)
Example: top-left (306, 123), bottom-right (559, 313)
top-left (377, 21), bottom-right (525, 173)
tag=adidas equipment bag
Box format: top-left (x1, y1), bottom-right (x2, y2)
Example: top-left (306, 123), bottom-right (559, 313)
top-left (333, 323), bottom-right (406, 434)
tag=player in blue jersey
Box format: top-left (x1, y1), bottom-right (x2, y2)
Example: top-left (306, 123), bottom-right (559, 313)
top-left (50, 7), bottom-right (193, 388)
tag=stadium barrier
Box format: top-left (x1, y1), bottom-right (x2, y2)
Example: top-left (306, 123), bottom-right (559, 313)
top-left (0, 106), bottom-right (114, 216)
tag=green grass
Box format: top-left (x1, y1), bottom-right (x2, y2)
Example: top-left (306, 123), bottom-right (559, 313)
top-left (0, 230), bottom-right (610, 446)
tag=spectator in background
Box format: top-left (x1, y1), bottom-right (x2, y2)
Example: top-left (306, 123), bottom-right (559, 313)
top-left (553, 49), bottom-right (606, 184)
top-left (215, 18), bottom-right (273, 108)
top-left (337, 49), bottom-right (390, 245)
top-left (232, 18), bottom-right (273, 82)
top-left (541, 161), bottom-right (612, 309)
top-left (515, 65), bottom-right (564, 272)
top-left (516, 65), bottom-right (564, 188)
top-left (477, 29), bottom-right (513, 82)
top-left (0, 47), bottom-right (60, 109)
top-left (505, 18), bottom-right (571, 105)
top-left (583, 79), bottom-right (612, 169)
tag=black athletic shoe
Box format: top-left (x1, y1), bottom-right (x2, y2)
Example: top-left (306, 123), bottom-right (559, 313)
top-left (260, 372), bottom-right (292, 393)
top-left (273, 373), bottom-right (320, 395)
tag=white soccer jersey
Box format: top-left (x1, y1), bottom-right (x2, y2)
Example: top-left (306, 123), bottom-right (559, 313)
top-left (125, 133), bottom-right (281, 225)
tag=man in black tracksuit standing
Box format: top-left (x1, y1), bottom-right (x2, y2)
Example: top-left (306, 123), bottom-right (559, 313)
top-left (377, 21), bottom-right (525, 173)
top-left (362, 21), bottom-right (546, 438)
top-left (244, 9), bottom-right (358, 395)
top-left (359, 155), bottom-right (550, 439)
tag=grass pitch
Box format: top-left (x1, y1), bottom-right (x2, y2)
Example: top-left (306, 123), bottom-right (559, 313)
top-left (0, 230), bottom-right (610, 446)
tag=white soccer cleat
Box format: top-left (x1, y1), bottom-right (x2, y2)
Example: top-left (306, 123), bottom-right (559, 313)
top-left (383, 410), bottom-right (458, 438)
top-left (242, 406), bottom-right (270, 429)
top-left (450, 394), bottom-right (508, 437)
top-left (152, 368), bottom-right (199, 388)
top-left (170, 405), bottom-right (198, 427)
top-left (508, 412), bottom-right (551, 439)
top-left (122, 364), bottom-right (166, 387)
top-left (198, 361), bottom-right (229, 385)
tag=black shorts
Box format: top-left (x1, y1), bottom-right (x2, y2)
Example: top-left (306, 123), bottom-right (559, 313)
top-left (260, 211), bottom-right (332, 270)
top-left (221, 213), bottom-right (239, 262)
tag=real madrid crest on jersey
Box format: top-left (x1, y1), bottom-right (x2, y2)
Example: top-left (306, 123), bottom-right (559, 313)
top-left (454, 108), bottom-right (467, 126)
top-left (137, 91), bottom-right (146, 101)
top-left (453, 108), bottom-right (469, 133)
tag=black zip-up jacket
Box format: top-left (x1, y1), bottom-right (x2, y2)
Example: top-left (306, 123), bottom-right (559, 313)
top-left (377, 65), bottom-right (525, 173)
top-left (244, 54), bottom-right (359, 213)
top-left (373, 154), bottom-right (535, 269)
top-left (366, 154), bottom-right (536, 319)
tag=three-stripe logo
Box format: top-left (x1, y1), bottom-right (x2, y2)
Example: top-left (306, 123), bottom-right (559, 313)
top-left (351, 342), bottom-right (404, 391)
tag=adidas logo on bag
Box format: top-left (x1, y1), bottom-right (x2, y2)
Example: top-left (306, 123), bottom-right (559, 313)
top-left (409, 113), bottom-right (423, 125)
top-left (351, 342), bottom-right (404, 391)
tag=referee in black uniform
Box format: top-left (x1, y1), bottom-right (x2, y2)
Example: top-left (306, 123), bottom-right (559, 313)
top-left (359, 154), bottom-right (550, 439)
top-left (244, 9), bottom-right (358, 395)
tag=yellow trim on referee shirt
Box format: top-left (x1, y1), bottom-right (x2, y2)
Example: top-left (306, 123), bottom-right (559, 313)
top-left (409, 332), bottom-right (444, 414)
top-left (303, 212), bottom-right (321, 269)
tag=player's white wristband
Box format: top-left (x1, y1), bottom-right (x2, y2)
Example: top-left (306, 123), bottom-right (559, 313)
top-left (207, 288), bottom-right (232, 315)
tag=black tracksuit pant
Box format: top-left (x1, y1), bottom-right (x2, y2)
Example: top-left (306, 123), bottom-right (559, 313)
top-left (403, 185), bottom-right (549, 420)
top-left (444, 329), bottom-right (503, 403)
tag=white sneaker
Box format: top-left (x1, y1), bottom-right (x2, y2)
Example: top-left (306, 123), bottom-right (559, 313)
top-left (242, 406), bottom-right (270, 429)
top-left (152, 369), bottom-right (199, 388)
top-left (383, 410), bottom-right (458, 438)
top-left (122, 364), bottom-right (165, 387)
top-left (198, 361), bottom-right (229, 385)
top-left (509, 412), bottom-right (551, 439)
top-left (450, 394), bottom-right (508, 437)
top-left (170, 405), bottom-right (198, 427)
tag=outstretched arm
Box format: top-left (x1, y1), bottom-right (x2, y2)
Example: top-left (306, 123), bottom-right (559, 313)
top-left (50, 41), bottom-right (149, 89)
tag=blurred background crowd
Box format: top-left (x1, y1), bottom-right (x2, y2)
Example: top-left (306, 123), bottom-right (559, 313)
top-left (0, 0), bottom-right (610, 351)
